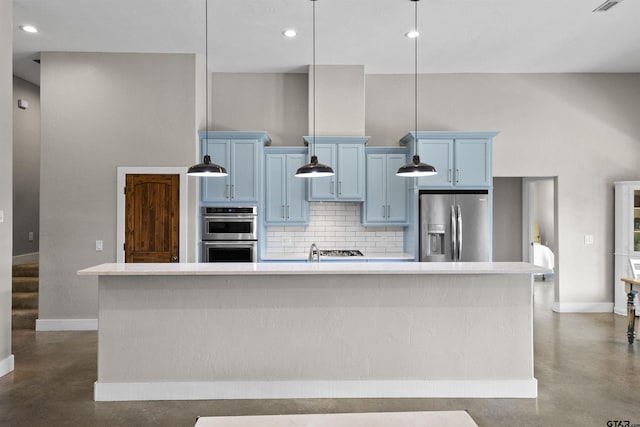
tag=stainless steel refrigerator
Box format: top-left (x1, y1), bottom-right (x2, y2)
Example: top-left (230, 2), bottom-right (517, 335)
top-left (419, 190), bottom-right (490, 262)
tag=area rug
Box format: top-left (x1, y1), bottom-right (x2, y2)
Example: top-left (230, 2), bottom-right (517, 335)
top-left (194, 411), bottom-right (478, 427)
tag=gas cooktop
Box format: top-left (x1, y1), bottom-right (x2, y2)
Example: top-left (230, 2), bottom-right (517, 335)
top-left (318, 249), bottom-right (364, 257)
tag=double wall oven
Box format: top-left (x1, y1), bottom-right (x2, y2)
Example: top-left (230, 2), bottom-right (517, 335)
top-left (201, 207), bottom-right (258, 262)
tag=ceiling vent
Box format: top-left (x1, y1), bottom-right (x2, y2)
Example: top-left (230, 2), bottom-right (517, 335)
top-left (593, 0), bottom-right (624, 12)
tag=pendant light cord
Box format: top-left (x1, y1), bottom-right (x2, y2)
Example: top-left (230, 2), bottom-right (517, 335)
top-left (414, 0), bottom-right (418, 158)
top-left (312, 0), bottom-right (316, 158)
top-left (205, 0), bottom-right (209, 152)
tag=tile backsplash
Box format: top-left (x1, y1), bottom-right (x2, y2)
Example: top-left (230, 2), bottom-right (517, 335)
top-left (265, 202), bottom-right (405, 255)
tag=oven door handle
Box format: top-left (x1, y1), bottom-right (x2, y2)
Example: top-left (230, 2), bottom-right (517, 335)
top-left (202, 216), bottom-right (257, 222)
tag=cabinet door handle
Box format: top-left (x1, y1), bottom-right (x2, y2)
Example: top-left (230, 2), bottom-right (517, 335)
top-left (225, 184), bottom-right (230, 199)
top-left (286, 205), bottom-right (290, 219)
top-left (330, 180), bottom-right (335, 195)
top-left (448, 169), bottom-right (452, 182)
top-left (382, 205), bottom-right (386, 218)
top-left (455, 169), bottom-right (460, 183)
top-left (231, 185), bottom-right (235, 199)
top-left (387, 205), bottom-right (391, 219)
top-left (338, 181), bottom-right (342, 195)
top-left (281, 205), bottom-right (285, 219)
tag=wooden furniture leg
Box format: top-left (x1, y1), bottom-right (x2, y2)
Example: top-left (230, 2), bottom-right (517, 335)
top-left (620, 278), bottom-right (639, 345)
top-left (628, 289), bottom-right (638, 344)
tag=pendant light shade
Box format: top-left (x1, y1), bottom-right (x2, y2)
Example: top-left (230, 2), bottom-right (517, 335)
top-left (187, 154), bottom-right (228, 176)
top-left (188, 0), bottom-right (227, 177)
top-left (396, 154), bottom-right (437, 177)
top-left (397, 0), bottom-right (437, 178)
top-left (295, 155), bottom-right (334, 178)
top-left (296, 0), bottom-right (335, 179)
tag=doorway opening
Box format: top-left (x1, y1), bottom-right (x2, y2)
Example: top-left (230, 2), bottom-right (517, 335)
top-left (493, 176), bottom-right (558, 288)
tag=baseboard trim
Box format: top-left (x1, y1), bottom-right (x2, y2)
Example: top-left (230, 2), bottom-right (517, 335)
top-left (94, 379), bottom-right (538, 401)
top-left (36, 318), bottom-right (98, 331)
top-left (12, 252), bottom-right (39, 265)
top-left (0, 355), bottom-right (15, 378)
top-left (552, 302), bottom-right (614, 313)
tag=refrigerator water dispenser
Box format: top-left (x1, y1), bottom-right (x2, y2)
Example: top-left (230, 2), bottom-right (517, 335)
top-left (427, 225), bottom-right (445, 255)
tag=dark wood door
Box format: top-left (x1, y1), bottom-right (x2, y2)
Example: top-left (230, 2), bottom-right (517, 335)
top-left (125, 174), bottom-right (179, 263)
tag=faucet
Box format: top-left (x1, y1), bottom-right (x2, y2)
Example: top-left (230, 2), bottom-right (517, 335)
top-left (308, 243), bottom-right (320, 263)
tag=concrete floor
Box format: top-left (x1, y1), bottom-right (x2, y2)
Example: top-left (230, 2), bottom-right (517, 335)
top-left (1, 282), bottom-right (639, 427)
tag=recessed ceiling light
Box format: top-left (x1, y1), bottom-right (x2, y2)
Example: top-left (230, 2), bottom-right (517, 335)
top-left (405, 30), bottom-right (419, 38)
top-left (282, 29), bottom-right (297, 38)
top-left (20, 25), bottom-right (38, 33)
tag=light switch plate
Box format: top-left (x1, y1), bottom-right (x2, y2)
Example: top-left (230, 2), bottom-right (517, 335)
top-left (96, 240), bottom-right (103, 251)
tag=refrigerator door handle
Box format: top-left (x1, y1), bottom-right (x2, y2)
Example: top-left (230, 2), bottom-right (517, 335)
top-left (457, 204), bottom-right (463, 261)
top-left (451, 205), bottom-right (457, 261)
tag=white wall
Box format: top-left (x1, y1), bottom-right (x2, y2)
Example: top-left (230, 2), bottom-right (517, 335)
top-left (38, 52), bottom-right (200, 324)
top-left (493, 177), bottom-right (523, 262)
top-left (211, 73), bottom-right (308, 146)
top-left (366, 73), bottom-right (640, 310)
top-left (310, 65), bottom-right (365, 136)
top-left (0, 0), bottom-right (14, 376)
top-left (12, 77), bottom-right (40, 257)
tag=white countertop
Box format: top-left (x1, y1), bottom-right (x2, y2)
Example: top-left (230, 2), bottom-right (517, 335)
top-left (78, 262), bottom-right (549, 276)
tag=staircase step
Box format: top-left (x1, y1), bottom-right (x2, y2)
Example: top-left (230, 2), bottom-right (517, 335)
top-left (12, 292), bottom-right (38, 309)
top-left (12, 263), bottom-right (39, 278)
top-left (12, 277), bottom-right (39, 293)
top-left (12, 309), bottom-right (37, 330)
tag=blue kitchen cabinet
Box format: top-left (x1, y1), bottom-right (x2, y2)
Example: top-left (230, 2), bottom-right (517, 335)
top-left (264, 148), bottom-right (309, 225)
top-left (199, 131), bottom-right (271, 203)
top-left (362, 148), bottom-right (409, 226)
top-left (304, 136), bottom-right (368, 201)
top-left (400, 131), bottom-right (497, 189)
top-left (454, 138), bottom-right (492, 187)
top-left (308, 144), bottom-right (337, 200)
top-left (416, 139), bottom-right (454, 187)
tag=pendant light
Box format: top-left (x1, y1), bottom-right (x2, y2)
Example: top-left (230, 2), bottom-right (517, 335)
top-left (396, 0), bottom-right (437, 178)
top-left (295, 0), bottom-right (335, 178)
top-left (188, 0), bottom-right (228, 177)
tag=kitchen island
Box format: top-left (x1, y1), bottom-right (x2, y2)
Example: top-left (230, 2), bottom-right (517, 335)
top-left (78, 262), bottom-right (547, 401)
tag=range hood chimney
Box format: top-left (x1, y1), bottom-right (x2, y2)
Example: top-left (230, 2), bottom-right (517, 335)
top-left (308, 65), bottom-right (365, 136)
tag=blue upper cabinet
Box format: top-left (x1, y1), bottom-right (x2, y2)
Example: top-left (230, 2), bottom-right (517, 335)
top-left (362, 148), bottom-right (409, 226)
top-left (400, 131), bottom-right (497, 189)
top-left (199, 131), bottom-right (271, 204)
top-left (264, 148), bottom-right (309, 225)
top-left (304, 136), bottom-right (368, 201)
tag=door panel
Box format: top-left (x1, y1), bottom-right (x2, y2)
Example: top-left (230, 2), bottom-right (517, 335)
top-left (365, 154), bottom-right (386, 223)
top-left (309, 144), bottom-right (336, 199)
top-left (420, 194), bottom-right (455, 262)
top-left (456, 192), bottom-right (490, 262)
top-left (230, 140), bottom-right (259, 201)
top-left (417, 139), bottom-right (454, 187)
top-left (455, 139), bottom-right (491, 187)
top-left (264, 154), bottom-right (286, 222)
top-left (125, 174), bottom-right (179, 263)
top-left (386, 154), bottom-right (408, 223)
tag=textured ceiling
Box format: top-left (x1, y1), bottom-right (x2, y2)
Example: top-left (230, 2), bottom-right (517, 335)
top-left (12, 0), bottom-right (640, 85)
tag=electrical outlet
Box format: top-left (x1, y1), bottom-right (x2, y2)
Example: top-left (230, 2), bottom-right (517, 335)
top-left (96, 240), bottom-right (103, 251)
top-left (0, 210), bottom-right (3, 223)
top-left (584, 235), bottom-right (594, 245)
top-left (28, 232), bottom-right (34, 241)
